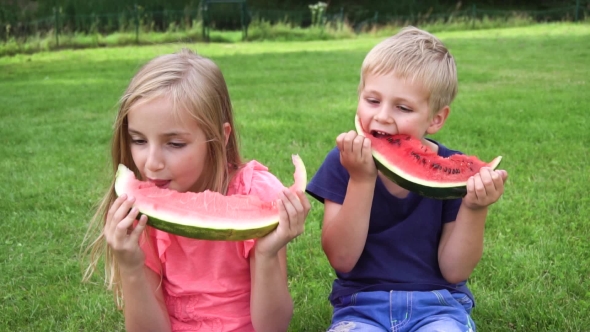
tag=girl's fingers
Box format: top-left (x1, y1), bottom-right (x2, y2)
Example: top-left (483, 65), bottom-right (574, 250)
top-left (115, 207), bottom-right (139, 241)
top-left (130, 214), bottom-right (148, 242)
top-left (296, 190), bottom-right (311, 214)
top-left (281, 191), bottom-right (299, 232)
top-left (110, 196), bottom-right (135, 228)
top-left (106, 194), bottom-right (126, 233)
top-left (277, 197), bottom-right (289, 233)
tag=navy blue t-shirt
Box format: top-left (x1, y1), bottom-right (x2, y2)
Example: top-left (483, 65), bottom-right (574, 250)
top-left (306, 139), bottom-right (474, 305)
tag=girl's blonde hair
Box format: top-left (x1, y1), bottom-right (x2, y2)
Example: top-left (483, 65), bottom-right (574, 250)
top-left (359, 26), bottom-right (458, 115)
top-left (82, 48), bottom-right (242, 308)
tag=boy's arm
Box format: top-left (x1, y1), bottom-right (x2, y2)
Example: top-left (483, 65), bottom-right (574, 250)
top-left (438, 167), bottom-right (508, 283)
top-left (322, 131), bottom-right (377, 273)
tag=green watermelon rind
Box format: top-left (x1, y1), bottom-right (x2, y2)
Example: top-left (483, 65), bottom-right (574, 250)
top-left (354, 115), bottom-right (503, 200)
top-left (142, 214), bottom-right (278, 241)
top-left (374, 152), bottom-right (502, 199)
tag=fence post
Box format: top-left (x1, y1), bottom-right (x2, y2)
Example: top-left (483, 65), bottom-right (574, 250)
top-left (53, 7), bottom-right (60, 47)
top-left (471, 4), bottom-right (476, 29)
top-left (340, 7), bottom-right (344, 31)
top-left (134, 4), bottom-right (139, 44)
top-left (575, 0), bottom-right (580, 22)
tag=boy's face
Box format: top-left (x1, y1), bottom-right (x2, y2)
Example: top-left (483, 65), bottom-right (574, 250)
top-left (357, 72), bottom-right (446, 141)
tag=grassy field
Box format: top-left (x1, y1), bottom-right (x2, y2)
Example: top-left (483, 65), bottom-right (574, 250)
top-left (1, 23), bottom-right (589, 331)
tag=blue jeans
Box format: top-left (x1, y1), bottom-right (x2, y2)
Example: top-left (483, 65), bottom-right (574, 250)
top-left (327, 290), bottom-right (475, 332)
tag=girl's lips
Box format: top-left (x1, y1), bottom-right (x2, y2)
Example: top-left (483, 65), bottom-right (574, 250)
top-left (148, 179), bottom-right (171, 189)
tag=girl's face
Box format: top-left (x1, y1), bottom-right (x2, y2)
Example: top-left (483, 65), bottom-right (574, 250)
top-left (127, 96), bottom-right (222, 193)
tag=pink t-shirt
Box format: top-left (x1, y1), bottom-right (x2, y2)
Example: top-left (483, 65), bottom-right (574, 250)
top-left (140, 160), bottom-right (284, 332)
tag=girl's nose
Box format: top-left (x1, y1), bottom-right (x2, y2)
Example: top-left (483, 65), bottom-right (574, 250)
top-left (145, 147), bottom-right (164, 172)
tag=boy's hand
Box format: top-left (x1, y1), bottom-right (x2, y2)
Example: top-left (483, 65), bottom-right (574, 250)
top-left (255, 188), bottom-right (311, 258)
top-left (462, 167), bottom-right (508, 210)
top-left (336, 131), bottom-right (377, 182)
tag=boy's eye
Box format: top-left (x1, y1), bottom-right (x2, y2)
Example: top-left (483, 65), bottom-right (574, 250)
top-left (367, 98), bottom-right (379, 104)
top-left (398, 106), bottom-right (412, 112)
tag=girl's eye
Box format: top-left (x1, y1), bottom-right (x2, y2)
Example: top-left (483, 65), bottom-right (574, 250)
top-left (169, 142), bottom-right (186, 148)
top-left (130, 138), bottom-right (146, 145)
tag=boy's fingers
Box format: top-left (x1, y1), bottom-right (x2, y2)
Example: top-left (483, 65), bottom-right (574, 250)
top-left (336, 133), bottom-right (346, 150)
top-left (480, 168), bottom-right (496, 193)
top-left (473, 174), bottom-right (487, 200)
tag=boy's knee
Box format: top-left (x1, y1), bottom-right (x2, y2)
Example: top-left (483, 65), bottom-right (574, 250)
top-left (415, 318), bottom-right (474, 332)
top-left (327, 321), bottom-right (384, 332)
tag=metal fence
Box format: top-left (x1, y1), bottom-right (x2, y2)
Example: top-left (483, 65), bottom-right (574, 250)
top-left (1, 3), bottom-right (588, 45)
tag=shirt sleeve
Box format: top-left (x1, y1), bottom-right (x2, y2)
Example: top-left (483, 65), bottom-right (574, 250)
top-left (442, 197), bottom-right (462, 223)
top-left (231, 160), bottom-right (285, 258)
top-left (139, 227), bottom-right (169, 275)
top-left (306, 147), bottom-right (349, 205)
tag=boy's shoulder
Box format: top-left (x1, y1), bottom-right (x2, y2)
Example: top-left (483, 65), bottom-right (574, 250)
top-left (426, 138), bottom-right (463, 158)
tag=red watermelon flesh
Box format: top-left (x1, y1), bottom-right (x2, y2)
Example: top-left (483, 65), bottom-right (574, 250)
top-left (114, 155), bottom-right (307, 240)
top-left (354, 115), bottom-right (502, 199)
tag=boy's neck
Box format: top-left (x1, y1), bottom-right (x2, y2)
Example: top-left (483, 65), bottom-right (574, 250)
top-left (378, 172), bottom-right (410, 199)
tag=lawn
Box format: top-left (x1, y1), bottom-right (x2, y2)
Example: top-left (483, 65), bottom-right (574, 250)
top-left (1, 23), bottom-right (589, 331)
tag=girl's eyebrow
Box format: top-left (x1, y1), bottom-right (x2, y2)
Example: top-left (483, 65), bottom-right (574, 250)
top-left (127, 128), bottom-right (191, 137)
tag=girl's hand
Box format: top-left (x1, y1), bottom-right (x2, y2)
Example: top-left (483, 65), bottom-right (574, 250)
top-left (336, 131), bottom-right (377, 182)
top-left (255, 188), bottom-right (311, 258)
top-left (104, 194), bottom-right (148, 273)
top-left (463, 168), bottom-right (509, 210)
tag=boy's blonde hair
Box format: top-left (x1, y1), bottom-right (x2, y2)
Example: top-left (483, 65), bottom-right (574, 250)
top-left (82, 49), bottom-right (242, 308)
top-left (359, 26), bottom-right (457, 115)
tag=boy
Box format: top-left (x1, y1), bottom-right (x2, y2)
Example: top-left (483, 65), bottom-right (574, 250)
top-left (306, 26), bottom-right (508, 331)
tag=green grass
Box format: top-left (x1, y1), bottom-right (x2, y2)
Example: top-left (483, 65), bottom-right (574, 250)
top-left (1, 23), bottom-right (589, 331)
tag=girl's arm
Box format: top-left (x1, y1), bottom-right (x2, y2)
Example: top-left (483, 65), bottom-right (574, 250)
top-left (104, 194), bottom-right (171, 332)
top-left (438, 168), bottom-right (508, 283)
top-left (250, 188), bottom-right (310, 331)
top-left (121, 266), bottom-right (171, 332)
top-left (249, 246), bottom-right (292, 332)
top-left (321, 131), bottom-right (377, 273)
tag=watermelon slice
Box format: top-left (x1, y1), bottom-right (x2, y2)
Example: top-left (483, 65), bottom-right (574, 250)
top-left (114, 155), bottom-right (307, 241)
top-left (354, 115), bottom-right (502, 199)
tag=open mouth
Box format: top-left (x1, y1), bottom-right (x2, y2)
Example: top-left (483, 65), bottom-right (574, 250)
top-left (148, 179), bottom-right (171, 189)
top-left (371, 130), bottom-right (392, 138)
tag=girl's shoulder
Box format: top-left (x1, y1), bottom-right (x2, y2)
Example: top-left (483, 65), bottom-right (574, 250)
top-left (229, 160), bottom-right (284, 202)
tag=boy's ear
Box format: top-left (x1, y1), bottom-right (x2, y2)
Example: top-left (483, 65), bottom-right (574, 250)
top-left (223, 122), bottom-right (231, 146)
top-left (426, 106), bottom-right (450, 135)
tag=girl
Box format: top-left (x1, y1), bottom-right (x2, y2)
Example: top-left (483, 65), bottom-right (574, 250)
top-left (83, 48), bottom-right (311, 332)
